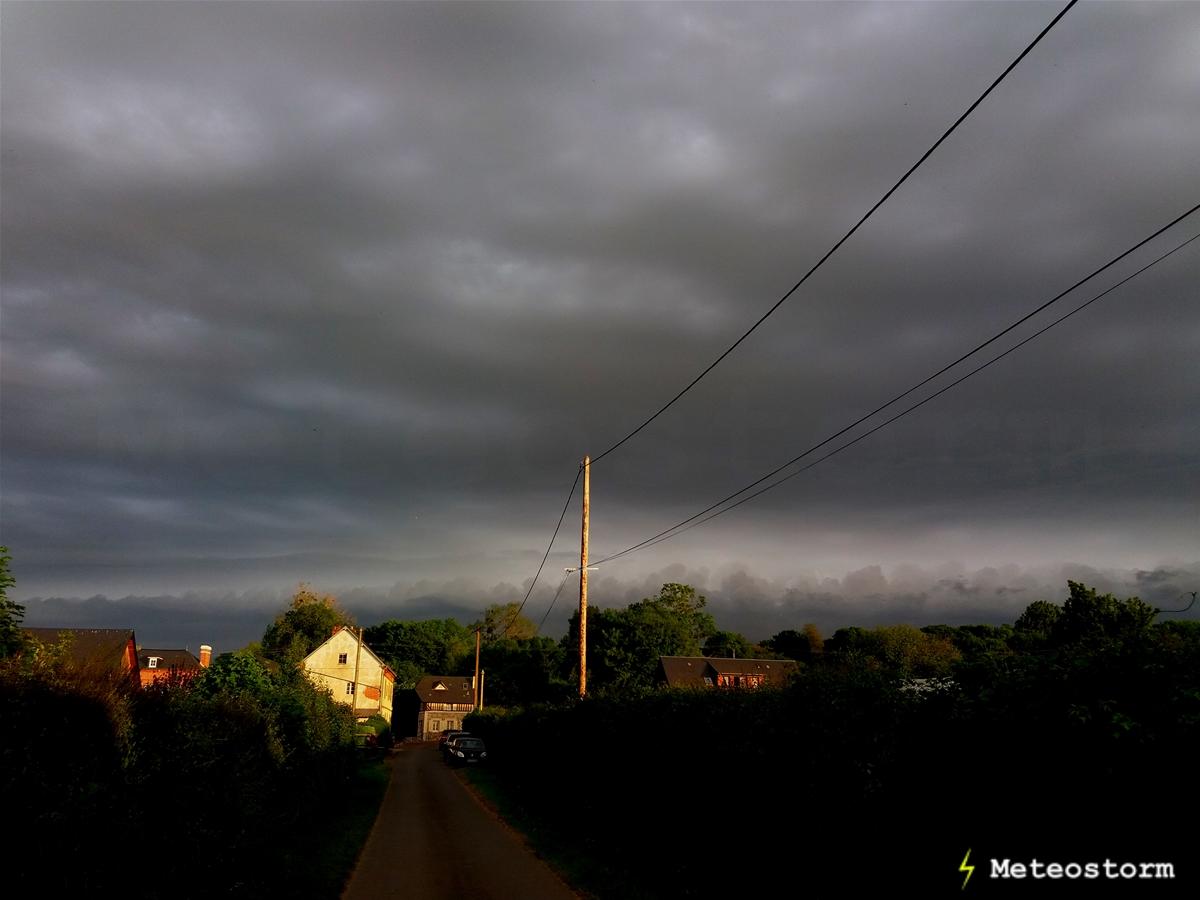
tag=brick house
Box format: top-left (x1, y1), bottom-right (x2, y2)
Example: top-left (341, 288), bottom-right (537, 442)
top-left (302, 626), bottom-right (396, 724)
top-left (657, 656), bottom-right (799, 689)
top-left (138, 645), bottom-right (212, 687)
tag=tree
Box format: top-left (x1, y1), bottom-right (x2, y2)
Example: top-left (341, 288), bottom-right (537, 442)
top-left (764, 624), bottom-right (823, 663)
top-left (922, 623), bottom-right (1013, 663)
top-left (476, 602), bottom-right (537, 642)
top-left (479, 636), bottom-right (568, 706)
top-left (872, 624), bottom-right (960, 677)
top-left (1014, 600), bottom-right (1062, 637)
top-left (261, 583), bottom-right (355, 666)
top-left (363, 618), bottom-right (473, 685)
top-left (633, 583), bottom-right (717, 653)
top-left (1052, 581), bottom-right (1158, 647)
top-left (825, 624), bottom-right (959, 676)
top-left (195, 651), bottom-right (275, 699)
top-left (0, 547), bottom-right (25, 658)
top-left (561, 583), bottom-right (719, 692)
top-left (702, 630), bottom-right (753, 659)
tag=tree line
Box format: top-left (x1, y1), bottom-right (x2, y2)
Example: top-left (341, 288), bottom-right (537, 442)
top-left (462, 581), bottom-right (1200, 896)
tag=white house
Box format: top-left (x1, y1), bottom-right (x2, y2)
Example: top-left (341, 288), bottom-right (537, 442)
top-left (302, 626), bottom-right (395, 724)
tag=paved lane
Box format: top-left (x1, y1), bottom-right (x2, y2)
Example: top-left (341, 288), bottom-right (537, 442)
top-left (342, 745), bottom-right (580, 900)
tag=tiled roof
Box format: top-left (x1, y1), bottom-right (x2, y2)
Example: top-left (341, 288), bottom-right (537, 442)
top-left (23, 628), bottom-right (136, 671)
top-left (139, 648), bottom-right (201, 670)
top-left (658, 656), bottom-right (799, 688)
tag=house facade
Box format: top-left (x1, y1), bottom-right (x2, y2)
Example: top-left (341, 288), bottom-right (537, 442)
top-left (658, 656), bottom-right (799, 689)
top-left (302, 626), bottom-right (396, 724)
top-left (138, 645), bottom-right (212, 687)
top-left (412, 675), bottom-right (476, 740)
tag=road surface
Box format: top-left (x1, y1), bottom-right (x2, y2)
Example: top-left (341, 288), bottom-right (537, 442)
top-left (341, 744), bottom-right (580, 900)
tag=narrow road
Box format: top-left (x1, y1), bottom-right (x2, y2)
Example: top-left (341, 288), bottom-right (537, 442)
top-left (341, 744), bottom-right (580, 900)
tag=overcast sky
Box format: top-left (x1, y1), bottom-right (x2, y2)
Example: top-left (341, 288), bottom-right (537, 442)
top-left (2, 1), bottom-right (1197, 650)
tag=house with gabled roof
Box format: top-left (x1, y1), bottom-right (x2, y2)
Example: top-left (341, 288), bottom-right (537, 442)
top-left (658, 655), bottom-right (799, 690)
top-left (138, 645), bottom-right (212, 687)
top-left (23, 628), bottom-right (140, 680)
top-left (411, 674), bottom-right (476, 740)
top-left (301, 626), bottom-right (395, 724)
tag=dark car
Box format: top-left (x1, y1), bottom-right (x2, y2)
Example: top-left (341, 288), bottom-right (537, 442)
top-left (440, 730), bottom-right (471, 755)
top-left (445, 736), bottom-right (487, 766)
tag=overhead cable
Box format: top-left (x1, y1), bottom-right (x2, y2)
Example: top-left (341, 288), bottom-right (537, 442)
top-left (589, 0), bottom-right (1079, 465)
top-left (590, 222), bottom-right (1200, 567)
top-left (498, 464), bottom-right (583, 638)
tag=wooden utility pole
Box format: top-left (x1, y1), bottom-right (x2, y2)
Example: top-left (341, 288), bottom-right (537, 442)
top-left (579, 455), bottom-right (590, 699)
top-left (474, 628), bottom-right (482, 710)
top-left (352, 626), bottom-right (363, 711)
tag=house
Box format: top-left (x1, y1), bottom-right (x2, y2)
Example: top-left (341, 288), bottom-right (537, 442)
top-left (410, 675), bottom-right (476, 740)
top-left (23, 628), bottom-right (140, 680)
top-left (657, 655), bottom-right (799, 689)
top-left (138, 645), bottom-right (212, 687)
top-left (301, 626), bottom-right (396, 724)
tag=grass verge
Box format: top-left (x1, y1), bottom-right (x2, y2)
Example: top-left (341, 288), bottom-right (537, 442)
top-left (461, 766), bottom-right (657, 900)
top-left (275, 754), bottom-right (392, 899)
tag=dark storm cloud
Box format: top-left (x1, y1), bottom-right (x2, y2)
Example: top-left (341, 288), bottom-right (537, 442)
top-left (2, 2), bottom-right (1197, 612)
top-left (20, 559), bottom-right (1199, 655)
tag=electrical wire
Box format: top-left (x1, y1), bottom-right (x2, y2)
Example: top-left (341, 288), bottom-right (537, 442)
top-left (1158, 592), bottom-right (1198, 615)
top-left (589, 0), bottom-right (1079, 465)
top-left (536, 571), bottom-right (574, 633)
top-left (590, 226), bottom-right (1200, 567)
top-left (498, 464), bottom-right (583, 637)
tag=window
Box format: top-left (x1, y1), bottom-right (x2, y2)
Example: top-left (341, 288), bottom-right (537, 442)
top-left (463, 681), bottom-right (470, 691)
top-left (147, 657), bottom-right (159, 669)
top-left (345, 682), bottom-right (355, 695)
top-left (703, 676), bottom-right (714, 686)
top-left (338, 653), bottom-right (348, 665)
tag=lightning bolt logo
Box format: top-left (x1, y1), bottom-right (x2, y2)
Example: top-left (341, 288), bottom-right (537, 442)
top-left (960, 849), bottom-right (975, 890)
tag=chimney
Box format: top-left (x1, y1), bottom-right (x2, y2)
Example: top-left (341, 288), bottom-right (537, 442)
top-left (199, 645), bottom-right (212, 668)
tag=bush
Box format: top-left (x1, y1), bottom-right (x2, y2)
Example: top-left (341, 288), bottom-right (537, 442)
top-left (2, 644), bottom-right (360, 896)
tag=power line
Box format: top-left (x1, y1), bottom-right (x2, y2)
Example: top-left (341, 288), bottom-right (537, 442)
top-left (605, 231), bottom-right (1200, 561)
top-left (1158, 592), bottom-right (1198, 615)
top-left (536, 571), bottom-right (574, 633)
top-left (589, 0), bottom-right (1079, 465)
top-left (498, 464), bottom-right (583, 638)
top-left (590, 223), bottom-right (1200, 567)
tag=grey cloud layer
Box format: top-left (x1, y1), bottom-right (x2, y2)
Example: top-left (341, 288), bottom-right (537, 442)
top-left (20, 560), bottom-right (1199, 657)
top-left (2, 2), bottom-right (1197, 598)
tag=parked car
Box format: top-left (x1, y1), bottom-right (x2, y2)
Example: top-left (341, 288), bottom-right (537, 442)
top-left (445, 736), bottom-right (488, 766)
top-left (439, 730), bottom-right (471, 754)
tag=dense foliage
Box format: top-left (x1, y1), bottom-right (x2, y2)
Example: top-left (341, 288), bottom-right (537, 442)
top-left (261, 582), bottom-right (356, 666)
top-left (0, 546), bottom-right (26, 658)
top-left (466, 582), bottom-right (1200, 896)
top-left (2, 640), bottom-right (359, 897)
